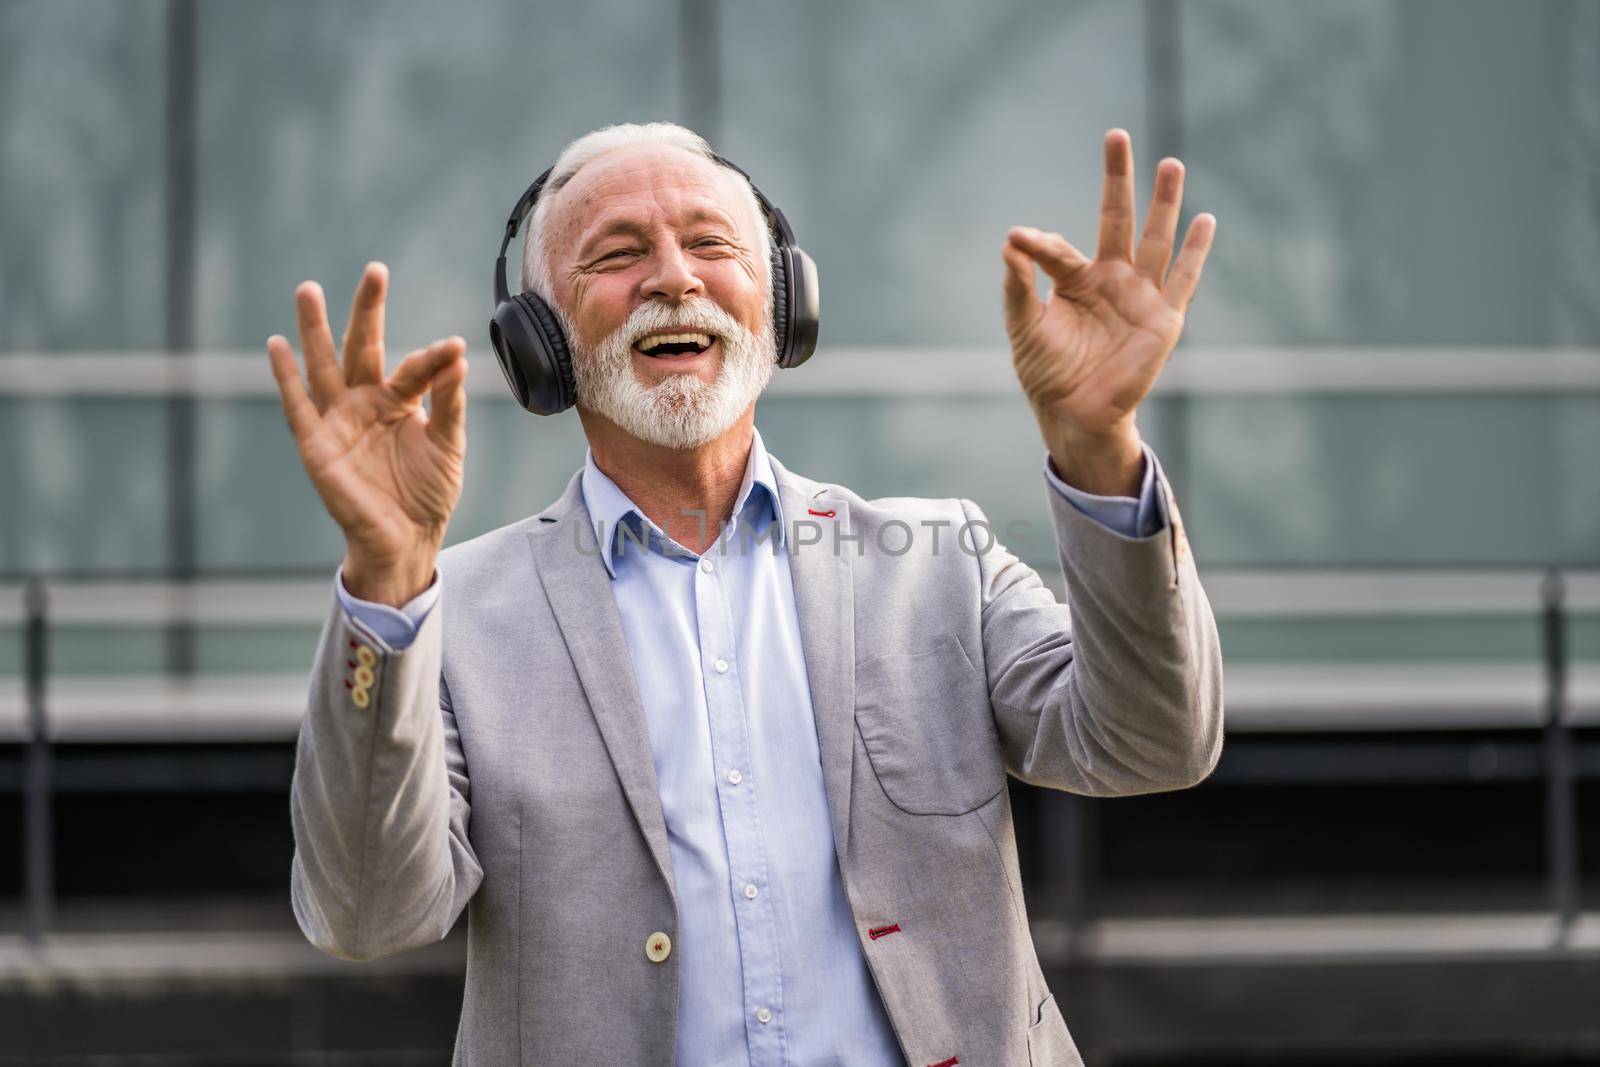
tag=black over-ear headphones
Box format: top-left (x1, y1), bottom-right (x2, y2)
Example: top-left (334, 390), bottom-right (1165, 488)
top-left (489, 153), bottom-right (819, 416)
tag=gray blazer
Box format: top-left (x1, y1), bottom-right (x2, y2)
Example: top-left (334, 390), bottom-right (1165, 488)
top-left (289, 450), bottom-right (1224, 1066)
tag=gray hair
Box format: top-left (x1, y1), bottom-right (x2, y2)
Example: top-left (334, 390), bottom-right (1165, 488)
top-left (519, 122), bottom-right (772, 303)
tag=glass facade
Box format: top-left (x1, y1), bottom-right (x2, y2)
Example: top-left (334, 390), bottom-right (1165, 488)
top-left (2, 0), bottom-right (1596, 679)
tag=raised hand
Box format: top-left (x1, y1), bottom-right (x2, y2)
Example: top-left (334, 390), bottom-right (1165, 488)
top-left (1002, 129), bottom-right (1215, 494)
top-left (266, 263), bottom-right (468, 607)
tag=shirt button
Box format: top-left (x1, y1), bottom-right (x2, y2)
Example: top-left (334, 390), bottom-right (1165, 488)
top-left (727, 769), bottom-right (743, 785)
top-left (756, 1007), bottom-right (773, 1024)
top-left (743, 883), bottom-right (758, 899)
top-left (645, 931), bottom-right (672, 963)
top-left (713, 658), bottom-right (729, 674)
top-left (699, 558), bottom-right (714, 574)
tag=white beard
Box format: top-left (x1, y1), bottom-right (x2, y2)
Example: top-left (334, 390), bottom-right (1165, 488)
top-left (561, 296), bottom-right (777, 450)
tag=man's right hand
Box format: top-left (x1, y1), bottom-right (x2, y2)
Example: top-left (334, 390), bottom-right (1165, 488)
top-left (267, 262), bottom-right (468, 608)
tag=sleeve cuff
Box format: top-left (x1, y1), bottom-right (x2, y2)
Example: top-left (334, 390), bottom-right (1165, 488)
top-left (1043, 442), bottom-right (1167, 538)
top-left (334, 567), bottom-right (441, 652)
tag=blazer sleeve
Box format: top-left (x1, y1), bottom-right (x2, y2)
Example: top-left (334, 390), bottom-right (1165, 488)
top-left (965, 447), bottom-right (1224, 796)
top-left (289, 589), bottom-right (485, 961)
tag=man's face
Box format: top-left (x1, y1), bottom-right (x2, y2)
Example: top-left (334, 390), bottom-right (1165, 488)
top-left (543, 146), bottom-right (775, 447)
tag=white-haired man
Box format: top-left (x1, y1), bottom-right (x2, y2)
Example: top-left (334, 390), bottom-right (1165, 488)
top-left (268, 122), bottom-right (1222, 1066)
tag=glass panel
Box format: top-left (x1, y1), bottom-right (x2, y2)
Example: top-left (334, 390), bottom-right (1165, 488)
top-left (193, 0), bottom-right (684, 350)
top-left (1187, 394), bottom-right (1600, 567)
top-left (0, 2), bottom-right (167, 349)
top-left (1180, 0), bottom-right (1600, 346)
top-left (0, 398), bottom-right (170, 574)
top-left (721, 0), bottom-right (1149, 345)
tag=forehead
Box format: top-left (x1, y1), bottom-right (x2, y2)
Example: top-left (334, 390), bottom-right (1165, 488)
top-left (546, 144), bottom-right (761, 245)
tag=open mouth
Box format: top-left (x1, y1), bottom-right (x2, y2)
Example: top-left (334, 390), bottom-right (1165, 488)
top-left (633, 331), bottom-right (718, 360)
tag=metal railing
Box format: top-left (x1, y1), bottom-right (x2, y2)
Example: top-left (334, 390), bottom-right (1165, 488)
top-left (8, 566), bottom-right (1594, 953)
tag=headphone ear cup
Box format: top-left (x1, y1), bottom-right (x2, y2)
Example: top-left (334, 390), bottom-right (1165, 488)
top-left (774, 246), bottom-right (820, 369)
top-left (487, 292), bottom-right (576, 415)
top-left (516, 293), bottom-right (577, 411)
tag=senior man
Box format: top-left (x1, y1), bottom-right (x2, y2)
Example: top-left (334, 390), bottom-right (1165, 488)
top-left (268, 122), bottom-right (1221, 1066)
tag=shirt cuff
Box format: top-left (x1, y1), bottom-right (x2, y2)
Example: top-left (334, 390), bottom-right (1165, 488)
top-left (1043, 442), bottom-right (1166, 538)
top-left (334, 567), bottom-right (441, 652)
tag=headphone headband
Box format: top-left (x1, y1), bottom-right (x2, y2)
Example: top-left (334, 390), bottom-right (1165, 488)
top-left (489, 148), bottom-right (819, 416)
top-left (495, 154), bottom-right (796, 300)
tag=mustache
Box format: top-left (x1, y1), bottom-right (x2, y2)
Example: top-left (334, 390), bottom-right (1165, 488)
top-left (616, 298), bottom-right (750, 349)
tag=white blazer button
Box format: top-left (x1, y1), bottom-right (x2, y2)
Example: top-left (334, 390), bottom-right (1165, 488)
top-left (727, 769), bottom-right (742, 785)
top-left (713, 658), bottom-right (729, 674)
top-left (645, 932), bottom-right (672, 963)
top-left (743, 883), bottom-right (758, 899)
top-left (756, 1007), bottom-right (773, 1024)
top-left (699, 558), bottom-right (714, 574)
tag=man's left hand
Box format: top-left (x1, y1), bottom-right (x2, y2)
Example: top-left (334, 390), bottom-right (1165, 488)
top-left (1003, 129), bottom-right (1215, 496)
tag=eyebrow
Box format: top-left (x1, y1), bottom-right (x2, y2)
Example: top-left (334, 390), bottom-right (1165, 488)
top-left (575, 205), bottom-right (744, 260)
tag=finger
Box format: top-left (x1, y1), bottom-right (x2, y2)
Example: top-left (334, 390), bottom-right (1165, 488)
top-left (1134, 158), bottom-right (1185, 283)
top-left (342, 261), bottom-right (389, 386)
top-left (1007, 226), bottom-right (1091, 290)
top-left (389, 335), bottom-right (465, 400)
top-left (266, 334), bottom-right (320, 442)
top-left (1163, 213), bottom-right (1217, 313)
top-left (293, 280), bottom-right (344, 412)
top-left (1000, 242), bottom-right (1041, 328)
top-left (1095, 128), bottom-right (1137, 262)
top-left (427, 342), bottom-right (469, 449)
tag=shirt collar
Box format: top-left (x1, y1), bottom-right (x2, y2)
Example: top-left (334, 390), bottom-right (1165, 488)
top-left (580, 426), bottom-right (786, 579)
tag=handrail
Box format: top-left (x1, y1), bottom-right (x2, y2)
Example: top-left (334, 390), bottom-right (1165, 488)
top-left (10, 566), bottom-right (1593, 950)
top-left (1, 346), bottom-right (1598, 397)
top-left (4, 568), bottom-right (1599, 624)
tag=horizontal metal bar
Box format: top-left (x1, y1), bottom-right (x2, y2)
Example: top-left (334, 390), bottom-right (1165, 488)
top-left (1, 662), bottom-right (1596, 741)
top-left (0, 673), bottom-right (310, 741)
top-left (3, 570), bottom-right (1598, 626)
top-left (1204, 569), bottom-right (1600, 616)
top-left (2, 912), bottom-right (1593, 982)
top-left (0, 580), bottom-right (333, 626)
top-left (3, 347), bottom-right (1599, 398)
top-left (0, 928), bottom-right (465, 984)
top-left (1032, 912), bottom-right (1600, 966)
top-left (1218, 661), bottom-right (1600, 731)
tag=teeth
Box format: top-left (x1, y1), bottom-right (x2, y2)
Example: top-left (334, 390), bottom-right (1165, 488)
top-left (637, 331), bottom-right (713, 349)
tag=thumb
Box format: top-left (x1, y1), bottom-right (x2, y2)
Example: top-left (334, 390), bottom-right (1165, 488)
top-left (1001, 243), bottom-right (1041, 332)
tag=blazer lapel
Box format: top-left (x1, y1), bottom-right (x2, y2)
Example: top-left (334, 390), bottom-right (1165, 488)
top-left (772, 457), bottom-right (858, 858)
top-left (527, 474), bottom-right (677, 905)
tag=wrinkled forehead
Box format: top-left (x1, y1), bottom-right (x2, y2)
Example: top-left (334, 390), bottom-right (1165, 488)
top-left (545, 144), bottom-right (765, 254)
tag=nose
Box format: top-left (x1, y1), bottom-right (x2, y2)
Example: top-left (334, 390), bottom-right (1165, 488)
top-left (639, 238), bottom-right (705, 304)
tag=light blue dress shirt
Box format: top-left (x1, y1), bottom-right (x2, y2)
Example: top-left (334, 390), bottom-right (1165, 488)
top-left (335, 430), bottom-right (1163, 1065)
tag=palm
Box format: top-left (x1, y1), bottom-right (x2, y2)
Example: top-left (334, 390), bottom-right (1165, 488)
top-left (299, 384), bottom-right (463, 563)
top-left (266, 263), bottom-right (468, 571)
top-left (1003, 130), bottom-right (1215, 436)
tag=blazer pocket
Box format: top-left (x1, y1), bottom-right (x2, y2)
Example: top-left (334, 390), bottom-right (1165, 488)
top-left (855, 633), bottom-right (1005, 816)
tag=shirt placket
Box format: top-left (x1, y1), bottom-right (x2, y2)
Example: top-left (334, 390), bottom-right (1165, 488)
top-left (693, 550), bottom-right (787, 1065)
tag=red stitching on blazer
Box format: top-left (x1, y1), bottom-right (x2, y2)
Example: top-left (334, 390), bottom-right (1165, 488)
top-left (807, 507), bottom-right (836, 517)
top-left (348, 638), bottom-right (358, 649)
top-left (868, 923), bottom-right (901, 940)
top-left (347, 659), bottom-right (357, 668)
top-left (344, 679), bottom-right (352, 689)
top-left (928, 1057), bottom-right (959, 1067)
